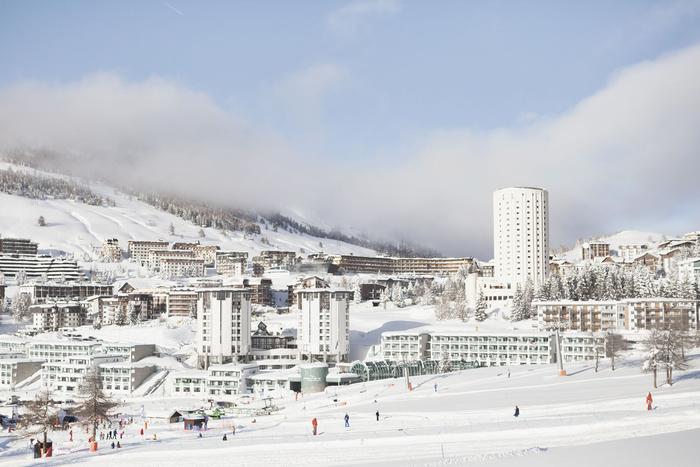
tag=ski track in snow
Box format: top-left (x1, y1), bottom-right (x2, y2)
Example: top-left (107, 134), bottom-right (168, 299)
top-left (70, 210), bottom-right (102, 244)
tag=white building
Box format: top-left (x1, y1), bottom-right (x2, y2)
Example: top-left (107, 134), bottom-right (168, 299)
top-left (205, 362), bottom-right (258, 396)
top-left (559, 333), bottom-right (605, 364)
top-left (127, 240), bottom-right (169, 267)
top-left (0, 358), bottom-right (44, 389)
top-left (171, 370), bottom-right (208, 395)
top-left (381, 332), bottom-right (430, 362)
top-left (0, 254), bottom-right (84, 281)
top-left (493, 187), bottom-right (549, 288)
top-left (41, 354), bottom-right (123, 394)
top-left (429, 332), bottom-right (552, 366)
top-left (98, 360), bottom-right (158, 395)
top-left (196, 288), bottom-right (252, 368)
top-left (31, 302), bottom-right (85, 331)
top-left (296, 288), bottom-right (351, 364)
top-left (27, 339), bottom-right (101, 363)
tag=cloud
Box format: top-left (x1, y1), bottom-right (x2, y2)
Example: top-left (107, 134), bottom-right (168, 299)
top-left (270, 63), bottom-right (348, 126)
top-left (1, 43), bottom-right (700, 258)
top-left (325, 0), bottom-right (401, 38)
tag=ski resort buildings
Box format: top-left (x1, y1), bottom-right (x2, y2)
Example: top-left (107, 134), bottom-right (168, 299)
top-left (534, 298), bottom-right (699, 332)
top-left (296, 289), bottom-right (351, 364)
top-left (0, 254), bottom-right (84, 281)
top-left (380, 330), bottom-right (604, 366)
top-left (196, 288), bottom-right (252, 369)
top-left (0, 237), bottom-right (38, 255)
top-left (329, 255), bottom-right (474, 275)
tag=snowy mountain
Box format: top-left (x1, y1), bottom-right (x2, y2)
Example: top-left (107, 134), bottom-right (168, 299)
top-left (0, 162), bottom-right (376, 261)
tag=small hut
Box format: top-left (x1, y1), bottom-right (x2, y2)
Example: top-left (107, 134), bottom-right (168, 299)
top-left (183, 413), bottom-right (207, 431)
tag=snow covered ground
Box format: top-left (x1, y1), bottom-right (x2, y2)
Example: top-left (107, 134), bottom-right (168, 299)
top-left (0, 162), bottom-right (376, 262)
top-left (1, 347), bottom-right (699, 466)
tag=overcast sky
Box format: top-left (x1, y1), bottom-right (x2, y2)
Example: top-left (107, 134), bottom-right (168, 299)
top-left (1, 0), bottom-right (700, 258)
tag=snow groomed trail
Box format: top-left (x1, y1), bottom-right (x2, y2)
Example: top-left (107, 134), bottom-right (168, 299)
top-left (2, 352), bottom-right (698, 467)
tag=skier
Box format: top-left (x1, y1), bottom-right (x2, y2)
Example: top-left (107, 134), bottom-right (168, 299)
top-left (646, 392), bottom-right (653, 411)
top-left (232, 425), bottom-right (236, 436)
top-left (116, 442), bottom-right (121, 449)
top-left (376, 410), bottom-right (380, 421)
top-left (69, 430), bottom-right (73, 442)
top-left (344, 413), bottom-right (350, 428)
top-left (111, 442), bottom-right (115, 449)
top-left (198, 432), bottom-right (203, 438)
top-left (311, 417), bottom-right (318, 436)
top-left (139, 428), bottom-right (144, 437)
top-left (113, 429), bottom-right (117, 438)
top-left (223, 434), bottom-right (228, 441)
top-left (514, 406), bottom-right (520, 417)
top-left (507, 370), bottom-right (511, 378)
top-left (434, 383), bottom-right (438, 393)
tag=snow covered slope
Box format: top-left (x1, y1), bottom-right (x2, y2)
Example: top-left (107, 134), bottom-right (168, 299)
top-left (0, 164), bottom-right (376, 260)
top-left (560, 229), bottom-right (666, 262)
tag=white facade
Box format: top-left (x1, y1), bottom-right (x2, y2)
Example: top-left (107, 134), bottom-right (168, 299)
top-left (493, 187), bottom-right (549, 288)
top-left (27, 340), bottom-right (101, 363)
top-left (206, 362), bottom-right (258, 396)
top-left (41, 354), bottom-right (123, 394)
top-left (430, 332), bottom-right (552, 366)
top-left (296, 288), bottom-right (350, 363)
top-left (678, 257), bottom-right (700, 285)
top-left (196, 288), bottom-right (251, 368)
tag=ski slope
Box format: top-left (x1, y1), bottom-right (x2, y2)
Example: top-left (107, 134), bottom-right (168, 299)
top-left (0, 163), bottom-right (376, 260)
top-left (1, 350), bottom-right (698, 466)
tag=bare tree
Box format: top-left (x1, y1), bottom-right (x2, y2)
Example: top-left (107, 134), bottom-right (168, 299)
top-left (73, 369), bottom-right (119, 442)
top-left (19, 389), bottom-right (57, 449)
top-left (660, 327), bottom-right (687, 386)
top-left (642, 329), bottom-right (663, 388)
top-left (604, 332), bottom-right (627, 371)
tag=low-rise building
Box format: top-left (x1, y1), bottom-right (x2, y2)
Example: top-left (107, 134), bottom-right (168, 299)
top-left (41, 354), bottom-right (123, 393)
top-left (167, 289), bottom-right (198, 317)
top-left (101, 343), bottom-right (156, 362)
top-left (581, 242), bottom-right (610, 260)
top-left (215, 252), bottom-right (247, 276)
top-left (381, 332), bottom-right (430, 362)
top-left (678, 257), bottom-right (700, 285)
top-left (0, 254), bottom-right (84, 281)
top-left (623, 298), bottom-right (698, 331)
top-left (429, 332), bottom-right (552, 366)
top-left (98, 360), bottom-right (158, 395)
top-left (0, 237), bottom-right (38, 255)
top-left (159, 257), bottom-right (205, 278)
top-left (534, 300), bottom-right (623, 332)
top-left (171, 369), bottom-right (208, 395)
top-left (206, 362), bottom-right (258, 396)
top-left (0, 358), bottom-right (44, 389)
top-left (20, 282), bottom-right (114, 303)
top-left (559, 333), bottom-right (605, 364)
top-left (31, 302), bottom-right (85, 331)
top-left (27, 340), bottom-right (101, 363)
top-left (252, 250), bottom-right (298, 272)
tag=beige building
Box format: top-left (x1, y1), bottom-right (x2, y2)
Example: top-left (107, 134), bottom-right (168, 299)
top-left (581, 242), bottom-right (610, 260)
top-left (127, 240), bottom-right (169, 266)
top-left (330, 255), bottom-right (474, 275)
top-left (101, 238), bottom-right (122, 262)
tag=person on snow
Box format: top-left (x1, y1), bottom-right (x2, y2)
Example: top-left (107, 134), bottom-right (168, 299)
top-left (646, 392), bottom-right (653, 411)
top-left (198, 433), bottom-right (203, 438)
top-left (117, 442), bottom-right (121, 449)
top-left (232, 425), bottom-right (236, 436)
top-left (139, 428), bottom-right (144, 437)
top-left (514, 406), bottom-right (520, 417)
top-left (344, 413), bottom-right (350, 428)
top-left (311, 417), bottom-right (318, 436)
top-left (223, 434), bottom-right (228, 441)
top-left (507, 370), bottom-right (511, 378)
top-left (111, 442), bottom-right (115, 449)
top-left (376, 410), bottom-right (380, 421)
top-left (434, 383), bottom-right (438, 392)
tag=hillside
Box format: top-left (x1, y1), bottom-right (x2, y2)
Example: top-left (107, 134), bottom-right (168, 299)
top-left (560, 229), bottom-right (667, 262)
top-left (0, 163), bottom-right (376, 261)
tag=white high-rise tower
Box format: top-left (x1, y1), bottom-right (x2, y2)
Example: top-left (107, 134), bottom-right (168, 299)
top-left (493, 187), bottom-right (549, 287)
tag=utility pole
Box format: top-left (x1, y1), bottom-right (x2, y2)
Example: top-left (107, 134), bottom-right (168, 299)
top-left (555, 328), bottom-right (566, 376)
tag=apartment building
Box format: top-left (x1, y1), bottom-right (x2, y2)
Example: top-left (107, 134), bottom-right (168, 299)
top-left (0, 358), bottom-right (44, 389)
top-left (41, 354), bottom-right (123, 394)
top-left (0, 237), bottom-right (38, 255)
top-left (623, 298), bottom-right (698, 331)
top-left (159, 257), bottom-right (205, 278)
top-left (329, 255), bottom-right (474, 275)
top-left (98, 361), bottom-right (158, 395)
top-left (31, 302), bottom-right (85, 331)
top-left (196, 288), bottom-right (252, 368)
top-left (127, 240), bottom-right (169, 266)
top-left (559, 333), bottom-right (605, 364)
top-left (229, 278), bottom-right (273, 306)
top-left (171, 370), bottom-right (208, 395)
top-left (27, 340), bottom-right (101, 363)
top-left (535, 299), bottom-right (698, 332)
top-left (534, 301), bottom-right (623, 332)
top-left (0, 335), bottom-right (27, 354)
top-left (167, 289), bottom-right (198, 317)
top-left (101, 343), bottom-right (156, 362)
top-left (253, 250), bottom-right (298, 271)
top-left (193, 245), bottom-right (219, 266)
top-left (430, 332), bottom-right (552, 366)
top-left (296, 288), bottom-right (351, 364)
top-left (205, 362), bottom-right (258, 396)
top-left (20, 282), bottom-right (113, 303)
top-left (0, 254), bottom-right (84, 281)
top-left (215, 251), bottom-right (248, 276)
top-left (618, 245), bottom-right (647, 262)
top-left (148, 249), bottom-right (196, 271)
top-left (101, 238), bottom-right (122, 262)
top-left (493, 187), bottom-right (549, 288)
top-left (581, 242), bottom-right (610, 260)
top-left (381, 332), bottom-right (430, 362)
